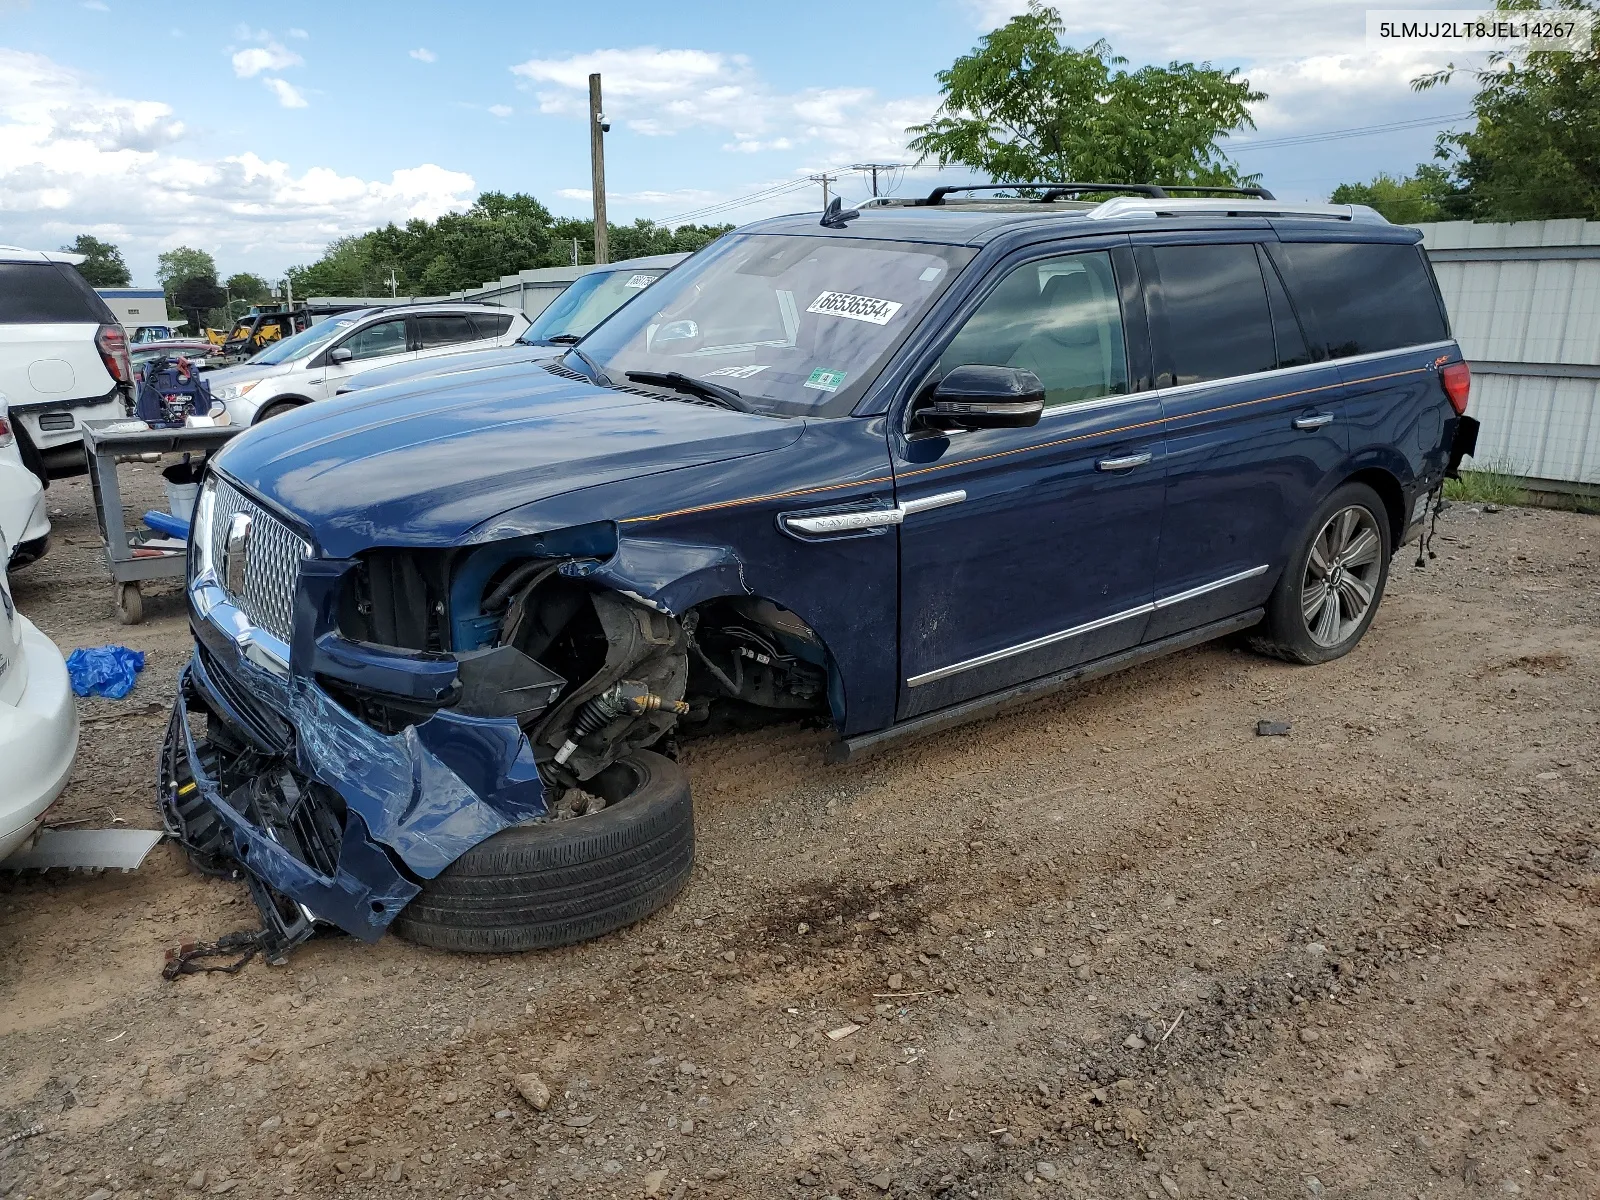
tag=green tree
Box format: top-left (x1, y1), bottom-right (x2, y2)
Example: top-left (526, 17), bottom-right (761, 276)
top-left (156, 246), bottom-right (218, 300)
top-left (225, 272), bottom-right (271, 305)
top-left (1413, 0), bottom-right (1600, 220)
top-left (173, 275), bottom-right (225, 332)
top-left (907, 1), bottom-right (1263, 186)
top-left (62, 234), bottom-right (131, 287)
top-left (286, 192), bottom-right (731, 296)
top-left (1330, 164), bottom-right (1469, 224)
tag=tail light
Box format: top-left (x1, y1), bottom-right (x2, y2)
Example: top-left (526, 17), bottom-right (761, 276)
top-left (1440, 361), bottom-right (1470, 416)
top-left (0, 414), bottom-right (12, 448)
top-left (96, 323), bottom-right (133, 388)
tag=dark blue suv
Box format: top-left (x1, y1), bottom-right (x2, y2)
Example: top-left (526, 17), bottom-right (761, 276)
top-left (161, 185), bottom-right (1478, 958)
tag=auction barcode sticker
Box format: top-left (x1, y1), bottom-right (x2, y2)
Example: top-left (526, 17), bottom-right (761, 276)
top-left (807, 291), bottom-right (903, 325)
top-left (624, 274), bottom-right (655, 289)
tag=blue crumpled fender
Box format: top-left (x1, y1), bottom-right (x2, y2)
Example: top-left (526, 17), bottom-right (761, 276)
top-left (563, 534), bottom-right (752, 614)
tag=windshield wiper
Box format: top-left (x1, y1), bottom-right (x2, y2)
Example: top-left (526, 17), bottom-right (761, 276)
top-left (626, 370), bottom-right (749, 412)
top-left (543, 333), bottom-right (582, 344)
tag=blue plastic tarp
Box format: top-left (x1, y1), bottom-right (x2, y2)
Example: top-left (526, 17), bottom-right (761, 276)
top-left (65, 646), bottom-right (147, 699)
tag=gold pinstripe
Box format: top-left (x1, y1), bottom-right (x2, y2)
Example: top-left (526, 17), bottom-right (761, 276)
top-left (618, 365), bottom-right (1429, 525)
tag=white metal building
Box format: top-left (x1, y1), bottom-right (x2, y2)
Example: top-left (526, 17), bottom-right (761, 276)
top-left (1416, 219), bottom-right (1600, 494)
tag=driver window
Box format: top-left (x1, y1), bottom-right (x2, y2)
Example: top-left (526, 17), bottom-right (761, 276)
top-left (939, 251), bottom-right (1128, 408)
top-left (341, 318), bottom-right (409, 361)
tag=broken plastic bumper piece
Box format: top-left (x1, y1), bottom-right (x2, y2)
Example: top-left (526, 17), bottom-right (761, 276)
top-left (164, 566), bottom-right (550, 949)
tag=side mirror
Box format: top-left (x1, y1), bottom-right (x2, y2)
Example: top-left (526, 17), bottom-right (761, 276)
top-left (328, 347), bottom-right (354, 365)
top-left (912, 365), bottom-right (1045, 432)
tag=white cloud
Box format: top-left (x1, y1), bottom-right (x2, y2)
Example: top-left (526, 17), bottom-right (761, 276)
top-left (487, 104), bottom-right (513, 118)
top-left (510, 46), bottom-right (938, 163)
top-left (262, 78), bottom-right (308, 109)
top-left (231, 42), bottom-right (303, 78)
top-left (0, 49), bottom-right (475, 278)
top-left (287, 27), bottom-right (308, 39)
top-left (410, 47), bottom-right (437, 63)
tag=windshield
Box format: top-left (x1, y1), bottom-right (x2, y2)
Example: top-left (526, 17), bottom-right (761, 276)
top-left (250, 317), bottom-right (357, 366)
top-left (573, 234), bottom-right (975, 417)
top-left (521, 268), bottom-right (664, 344)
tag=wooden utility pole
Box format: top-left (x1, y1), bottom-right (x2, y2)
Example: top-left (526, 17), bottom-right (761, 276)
top-left (588, 73), bottom-right (609, 265)
top-left (810, 172), bottom-right (837, 208)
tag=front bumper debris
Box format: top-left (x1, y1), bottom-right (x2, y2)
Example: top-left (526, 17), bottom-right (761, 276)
top-left (163, 634), bottom-right (550, 951)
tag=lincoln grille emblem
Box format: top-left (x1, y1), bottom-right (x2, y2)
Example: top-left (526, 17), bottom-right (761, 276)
top-left (223, 512), bottom-right (253, 594)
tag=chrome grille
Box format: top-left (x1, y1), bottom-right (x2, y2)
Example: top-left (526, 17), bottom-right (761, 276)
top-left (210, 478), bottom-right (310, 644)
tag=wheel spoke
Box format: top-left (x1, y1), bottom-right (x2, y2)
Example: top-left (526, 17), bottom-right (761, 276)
top-left (1334, 508), bottom-right (1359, 554)
top-left (1341, 529), bottom-right (1379, 569)
top-left (1315, 590), bottom-right (1342, 644)
top-left (1338, 572), bottom-right (1374, 613)
top-left (1308, 540), bottom-right (1333, 579)
top-left (1302, 579), bottom-right (1329, 623)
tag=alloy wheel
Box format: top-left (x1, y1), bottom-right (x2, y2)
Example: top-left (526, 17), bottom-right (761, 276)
top-left (1301, 505), bottom-right (1382, 647)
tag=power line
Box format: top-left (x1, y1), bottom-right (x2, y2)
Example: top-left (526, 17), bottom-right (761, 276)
top-left (659, 177), bottom-right (818, 225)
top-left (1229, 112), bottom-right (1473, 153)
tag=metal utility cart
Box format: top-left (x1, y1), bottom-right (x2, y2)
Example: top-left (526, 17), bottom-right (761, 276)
top-left (81, 420), bottom-right (239, 624)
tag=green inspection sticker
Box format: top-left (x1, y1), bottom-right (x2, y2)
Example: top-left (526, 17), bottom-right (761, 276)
top-left (804, 368), bottom-right (847, 393)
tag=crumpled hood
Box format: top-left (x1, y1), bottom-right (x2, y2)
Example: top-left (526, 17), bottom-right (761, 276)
top-left (213, 368), bottom-right (803, 558)
top-left (340, 342), bottom-right (562, 394)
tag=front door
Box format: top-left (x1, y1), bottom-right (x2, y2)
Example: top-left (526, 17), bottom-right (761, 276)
top-left (316, 316), bottom-right (416, 398)
top-left (894, 244), bottom-right (1166, 720)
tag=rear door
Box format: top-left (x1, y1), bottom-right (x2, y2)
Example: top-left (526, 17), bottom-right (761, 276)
top-left (1138, 233), bottom-right (1348, 641)
top-left (414, 311), bottom-right (496, 363)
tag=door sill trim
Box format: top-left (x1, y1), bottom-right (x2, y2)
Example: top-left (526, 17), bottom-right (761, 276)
top-left (905, 563), bottom-right (1268, 688)
top-left (830, 609), bottom-right (1264, 764)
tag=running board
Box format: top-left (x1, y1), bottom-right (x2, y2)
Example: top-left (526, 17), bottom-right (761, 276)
top-left (826, 609), bottom-right (1264, 764)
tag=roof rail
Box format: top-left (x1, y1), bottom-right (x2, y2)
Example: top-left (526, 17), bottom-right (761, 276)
top-left (917, 182), bottom-right (1276, 206)
top-left (1085, 197), bottom-right (1389, 224)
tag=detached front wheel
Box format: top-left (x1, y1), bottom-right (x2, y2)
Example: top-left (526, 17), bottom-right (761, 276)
top-left (392, 750), bottom-right (693, 953)
top-left (1252, 481), bottom-right (1391, 665)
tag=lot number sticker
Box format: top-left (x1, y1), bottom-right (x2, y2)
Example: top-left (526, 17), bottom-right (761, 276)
top-left (705, 364), bottom-right (769, 379)
top-left (624, 274), bottom-right (655, 289)
top-left (804, 368), bottom-right (848, 392)
top-left (807, 291), bottom-right (902, 325)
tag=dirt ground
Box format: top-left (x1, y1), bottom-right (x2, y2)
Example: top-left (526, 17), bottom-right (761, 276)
top-left (2, 464), bottom-right (1598, 1200)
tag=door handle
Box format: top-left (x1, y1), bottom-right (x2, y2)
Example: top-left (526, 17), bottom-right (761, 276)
top-left (1096, 452), bottom-right (1153, 472)
top-left (1293, 412), bottom-right (1335, 430)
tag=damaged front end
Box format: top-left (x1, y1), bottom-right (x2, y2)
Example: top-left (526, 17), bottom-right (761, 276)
top-left (165, 471), bottom-right (829, 954)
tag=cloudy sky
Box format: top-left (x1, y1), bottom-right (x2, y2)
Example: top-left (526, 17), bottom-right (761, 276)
top-left (0, 0), bottom-right (1474, 285)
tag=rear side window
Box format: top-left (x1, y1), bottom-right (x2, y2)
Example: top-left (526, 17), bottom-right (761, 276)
top-left (1258, 247), bottom-right (1312, 369)
top-left (1270, 241), bottom-right (1448, 359)
top-left (1147, 244), bottom-right (1275, 386)
top-left (474, 312), bottom-right (515, 337)
top-left (416, 314), bottom-right (479, 348)
top-left (0, 261), bottom-right (116, 324)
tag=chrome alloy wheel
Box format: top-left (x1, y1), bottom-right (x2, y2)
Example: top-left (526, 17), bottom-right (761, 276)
top-left (1301, 505), bottom-right (1382, 647)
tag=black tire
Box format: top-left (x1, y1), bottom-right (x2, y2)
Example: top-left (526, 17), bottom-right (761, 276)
top-left (255, 399), bottom-right (304, 423)
top-left (1251, 481), bottom-right (1392, 665)
top-left (392, 750), bottom-right (693, 953)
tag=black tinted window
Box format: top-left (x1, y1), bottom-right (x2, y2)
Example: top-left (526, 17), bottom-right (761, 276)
top-left (0, 261), bottom-right (114, 324)
top-left (1258, 247), bottom-right (1312, 369)
top-left (1149, 245), bottom-right (1275, 386)
top-left (1271, 241), bottom-right (1448, 359)
top-left (416, 314), bottom-right (478, 348)
top-left (475, 312), bottom-right (514, 337)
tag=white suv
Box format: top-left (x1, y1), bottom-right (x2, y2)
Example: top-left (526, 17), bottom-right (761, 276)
top-left (0, 246), bottom-right (134, 479)
top-left (205, 303), bottom-right (530, 425)
top-left (0, 395), bottom-right (50, 566)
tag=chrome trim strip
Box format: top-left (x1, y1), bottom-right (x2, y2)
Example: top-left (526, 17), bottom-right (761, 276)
top-left (905, 563), bottom-right (1270, 688)
top-left (906, 601), bottom-right (1154, 688)
top-left (1150, 564), bottom-right (1268, 610)
top-left (899, 489), bottom-right (967, 516)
